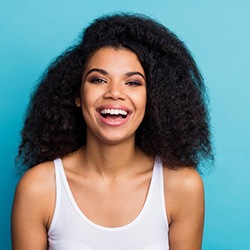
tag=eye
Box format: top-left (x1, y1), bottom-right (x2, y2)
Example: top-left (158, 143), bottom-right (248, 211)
top-left (126, 81), bottom-right (142, 87)
top-left (89, 77), bottom-right (107, 84)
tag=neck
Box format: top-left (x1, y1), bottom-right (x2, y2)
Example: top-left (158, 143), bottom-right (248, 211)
top-left (82, 135), bottom-right (141, 178)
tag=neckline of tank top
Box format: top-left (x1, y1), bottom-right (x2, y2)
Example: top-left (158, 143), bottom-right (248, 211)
top-left (57, 156), bottom-right (162, 232)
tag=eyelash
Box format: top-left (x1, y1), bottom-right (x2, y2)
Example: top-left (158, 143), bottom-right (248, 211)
top-left (89, 77), bottom-right (142, 86)
top-left (90, 78), bottom-right (107, 84)
top-left (125, 81), bottom-right (142, 86)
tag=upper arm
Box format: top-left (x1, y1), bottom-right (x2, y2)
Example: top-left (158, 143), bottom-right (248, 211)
top-left (11, 163), bottom-right (55, 250)
top-left (164, 168), bottom-right (204, 250)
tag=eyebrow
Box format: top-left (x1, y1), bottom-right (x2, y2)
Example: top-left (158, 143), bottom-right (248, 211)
top-left (86, 68), bottom-right (108, 76)
top-left (85, 68), bottom-right (145, 79)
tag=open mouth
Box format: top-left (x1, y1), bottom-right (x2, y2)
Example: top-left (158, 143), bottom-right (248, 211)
top-left (99, 108), bottom-right (128, 119)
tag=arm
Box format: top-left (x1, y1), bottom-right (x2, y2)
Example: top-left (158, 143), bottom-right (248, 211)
top-left (164, 168), bottom-right (205, 250)
top-left (11, 163), bottom-right (55, 250)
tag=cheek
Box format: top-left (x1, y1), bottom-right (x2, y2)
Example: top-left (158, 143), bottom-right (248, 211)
top-left (80, 88), bottom-right (93, 118)
top-left (134, 91), bottom-right (147, 111)
top-left (81, 86), bottom-right (95, 108)
top-left (80, 87), bottom-right (102, 122)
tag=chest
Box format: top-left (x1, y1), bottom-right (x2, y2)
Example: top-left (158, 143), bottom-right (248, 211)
top-left (67, 173), bottom-right (152, 228)
top-left (48, 158), bottom-right (169, 250)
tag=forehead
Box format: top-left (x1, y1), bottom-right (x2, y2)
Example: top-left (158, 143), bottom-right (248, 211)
top-left (84, 47), bottom-right (144, 73)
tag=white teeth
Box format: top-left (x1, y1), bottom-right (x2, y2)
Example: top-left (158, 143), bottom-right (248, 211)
top-left (100, 109), bottom-right (128, 116)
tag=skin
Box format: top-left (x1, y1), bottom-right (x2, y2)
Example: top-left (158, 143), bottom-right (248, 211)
top-left (12, 47), bottom-right (204, 250)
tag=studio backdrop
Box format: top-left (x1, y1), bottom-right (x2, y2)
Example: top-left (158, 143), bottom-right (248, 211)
top-left (1, 0), bottom-right (249, 249)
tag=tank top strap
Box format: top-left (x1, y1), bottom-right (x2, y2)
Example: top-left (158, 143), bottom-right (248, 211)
top-left (48, 158), bottom-right (65, 233)
top-left (150, 156), bottom-right (168, 229)
top-left (53, 158), bottom-right (70, 194)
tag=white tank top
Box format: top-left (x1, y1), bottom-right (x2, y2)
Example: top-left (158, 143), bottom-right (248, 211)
top-left (48, 157), bottom-right (169, 250)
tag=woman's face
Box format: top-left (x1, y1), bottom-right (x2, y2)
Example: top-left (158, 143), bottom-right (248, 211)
top-left (77, 47), bottom-right (146, 145)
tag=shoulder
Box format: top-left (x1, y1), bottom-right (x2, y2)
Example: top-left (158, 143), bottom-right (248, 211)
top-left (163, 166), bottom-right (204, 195)
top-left (163, 166), bottom-right (204, 223)
top-left (12, 162), bottom-right (56, 248)
top-left (16, 161), bottom-right (55, 196)
top-left (13, 161), bottom-right (56, 227)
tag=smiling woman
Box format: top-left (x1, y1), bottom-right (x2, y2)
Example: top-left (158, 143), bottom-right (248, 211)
top-left (78, 47), bottom-right (146, 144)
top-left (12, 13), bottom-right (213, 250)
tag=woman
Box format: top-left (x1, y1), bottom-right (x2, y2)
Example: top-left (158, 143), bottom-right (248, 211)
top-left (12, 13), bottom-right (213, 249)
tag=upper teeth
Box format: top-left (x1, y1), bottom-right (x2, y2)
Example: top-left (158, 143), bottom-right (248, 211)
top-left (100, 109), bottom-right (128, 115)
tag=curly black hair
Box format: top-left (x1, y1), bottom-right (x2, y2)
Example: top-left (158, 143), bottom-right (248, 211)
top-left (17, 13), bottom-right (213, 172)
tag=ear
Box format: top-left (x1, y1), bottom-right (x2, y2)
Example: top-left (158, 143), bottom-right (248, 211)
top-left (75, 98), bottom-right (81, 107)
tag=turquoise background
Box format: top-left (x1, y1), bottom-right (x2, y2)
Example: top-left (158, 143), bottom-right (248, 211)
top-left (1, 0), bottom-right (249, 249)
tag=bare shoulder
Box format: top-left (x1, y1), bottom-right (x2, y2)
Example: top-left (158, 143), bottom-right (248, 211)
top-left (163, 166), bottom-right (204, 196)
top-left (163, 166), bottom-right (204, 224)
top-left (16, 161), bottom-right (55, 196)
top-left (13, 161), bottom-right (55, 227)
top-left (12, 162), bottom-right (56, 249)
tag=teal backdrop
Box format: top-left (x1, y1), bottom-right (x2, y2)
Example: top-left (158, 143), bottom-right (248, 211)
top-left (1, 0), bottom-right (249, 249)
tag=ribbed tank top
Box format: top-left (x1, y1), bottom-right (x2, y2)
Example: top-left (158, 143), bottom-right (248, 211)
top-left (48, 157), bottom-right (169, 250)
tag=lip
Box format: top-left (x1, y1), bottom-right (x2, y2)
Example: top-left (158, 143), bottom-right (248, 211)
top-left (96, 105), bottom-right (132, 127)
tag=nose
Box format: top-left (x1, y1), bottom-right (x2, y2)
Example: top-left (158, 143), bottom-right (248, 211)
top-left (103, 81), bottom-right (126, 100)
